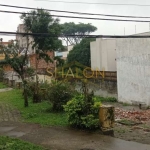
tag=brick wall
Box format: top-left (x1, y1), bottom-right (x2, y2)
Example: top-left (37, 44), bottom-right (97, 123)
top-left (3, 65), bottom-right (13, 72)
top-left (29, 51), bottom-right (55, 73)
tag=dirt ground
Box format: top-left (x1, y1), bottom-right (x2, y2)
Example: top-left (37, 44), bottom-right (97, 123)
top-left (104, 102), bottom-right (150, 145)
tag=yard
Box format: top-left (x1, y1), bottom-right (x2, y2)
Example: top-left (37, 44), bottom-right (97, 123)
top-left (0, 136), bottom-right (46, 150)
top-left (0, 83), bottom-right (67, 126)
top-left (0, 82), bottom-right (150, 145)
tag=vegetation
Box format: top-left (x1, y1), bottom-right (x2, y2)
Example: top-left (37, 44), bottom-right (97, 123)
top-left (0, 40), bottom-right (30, 107)
top-left (47, 80), bottom-right (75, 112)
top-left (0, 136), bottom-right (46, 150)
top-left (0, 88), bottom-right (67, 126)
top-left (93, 96), bottom-right (117, 103)
top-left (0, 82), bottom-right (7, 89)
top-left (61, 22), bottom-right (97, 45)
top-left (21, 9), bottom-right (64, 103)
top-left (67, 38), bottom-right (95, 67)
top-left (0, 82), bottom-right (117, 128)
top-left (64, 94), bottom-right (101, 130)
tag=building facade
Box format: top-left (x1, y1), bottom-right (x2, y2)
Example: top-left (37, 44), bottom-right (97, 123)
top-left (55, 45), bottom-right (74, 60)
top-left (16, 24), bottom-right (34, 54)
top-left (90, 38), bottom-right (117, 71)
top-left (29, 51), bottom-right (55, 74)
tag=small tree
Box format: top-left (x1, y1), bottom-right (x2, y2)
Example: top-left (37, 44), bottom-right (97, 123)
top-left (0, 38), bottom-right (30, 107)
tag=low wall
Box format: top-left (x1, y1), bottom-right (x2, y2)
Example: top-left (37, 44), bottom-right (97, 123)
top-left (75, 80), bottom-right (118, 98)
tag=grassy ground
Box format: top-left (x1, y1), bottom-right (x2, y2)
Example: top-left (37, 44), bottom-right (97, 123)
top-left (0, 82), bottom-right (7, 89)
top-left (0, 136), bottom-right (46, 150)
top-left (0, 83), bottom-right (67, 126)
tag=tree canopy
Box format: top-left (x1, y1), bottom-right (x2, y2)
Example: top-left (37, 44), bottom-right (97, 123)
top-left (67, 38), bottom-right (95, 67)
top-left (21, 9), bottom-right (65, 103)
top-left (61, 22), bottom-right (97, 45)
top-left (21, 9), bottom-right (63, 53)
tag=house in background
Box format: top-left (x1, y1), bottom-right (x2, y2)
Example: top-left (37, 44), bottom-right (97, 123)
top-left (0, 41), bottom-right (15, 72)
top-left (90, 38), bottom-right (117, 72)
top-left (55, 45), bottom-right (74, 60)
top-left (16, 24), bottom-right (35, 54)
top-left (0, 41), bottom-right (12, 61)
top-left (1, 24), bottom-right (55, 85)
top-left (29, 51), bottom-right (55, 74)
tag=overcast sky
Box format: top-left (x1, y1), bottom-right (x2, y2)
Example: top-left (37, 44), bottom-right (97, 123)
top-left (0, 0), bottom-right (150, 41)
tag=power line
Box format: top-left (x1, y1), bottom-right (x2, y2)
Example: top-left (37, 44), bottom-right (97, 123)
top-left (0, 4), bottom-right (150, 19)
top-left (1, 31), bottom-right (150, 38)
top-left (35, 0), bottom-right (150, 7)
top-left (0, 10), bottom-right (150, 23)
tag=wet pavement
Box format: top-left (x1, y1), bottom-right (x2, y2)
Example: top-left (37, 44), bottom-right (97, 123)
top-left (0, 121), bottom-right (150, 150)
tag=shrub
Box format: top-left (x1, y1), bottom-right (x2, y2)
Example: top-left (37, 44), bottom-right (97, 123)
top-left (64, 93), bottom-right (101, 130)
top-left (26, 81), bottom-right (49, 102)
top-left (47, 80), bottom-right (75, 112)
top-left (93, 96), bottom-right (117, 103)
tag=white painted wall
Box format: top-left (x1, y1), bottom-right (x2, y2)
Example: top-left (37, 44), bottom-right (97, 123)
top-left (116, 37), bottom-right (150, 106)
top-left (90, 38), bottom-right (116, 71)
top-left (68, 45), bottom-right (74, 52)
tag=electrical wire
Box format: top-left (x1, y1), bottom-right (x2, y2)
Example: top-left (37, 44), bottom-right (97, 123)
top-left (0, 10), bottom-right (150, 23)
top-left (35, 0), bottom-right (150, 7)
top-left (0, 4), bottom-right (150, 19)
top-left (1, 31), bottom-right (150, 38)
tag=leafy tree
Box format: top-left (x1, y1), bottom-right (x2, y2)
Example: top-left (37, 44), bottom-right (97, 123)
top-left (61, 22), bottom-right (97, 45)
top-left (21, 9), bottom-right (63, 103)
top-left (0, 39), bottom-right (30, 107)
top-left (67, 38), bottom-right (95, 67)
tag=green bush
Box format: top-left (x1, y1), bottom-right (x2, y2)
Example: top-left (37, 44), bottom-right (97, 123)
top-left (64, 94), bottom-right (101, 130)
top-left (93, 96), bottom-right (117, 103)
top-left (47, 80), bottom-right (75, 112)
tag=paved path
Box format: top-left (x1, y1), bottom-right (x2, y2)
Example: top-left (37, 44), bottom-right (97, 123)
top-left (0, 121), bottom-right (150, 150)
top-left (0, 103), bottom-right (20, 122)
top-left (0, 88), bottom-right (12, 93)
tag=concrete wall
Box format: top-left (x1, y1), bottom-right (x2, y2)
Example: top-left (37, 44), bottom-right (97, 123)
top-left (90, 38), bottom-right (116, 71)
top-left (75, 80), bottom-right (117, 98)
top-left (116, 37), bottom-right (150, 106)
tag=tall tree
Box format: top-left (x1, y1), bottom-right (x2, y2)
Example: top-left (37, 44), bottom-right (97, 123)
top-left (67, 38), bottom-right (95, 67)
top-left (61, 22), bottom-right (97, 45)
top-left (21, 9), bottom-right (63, 103)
